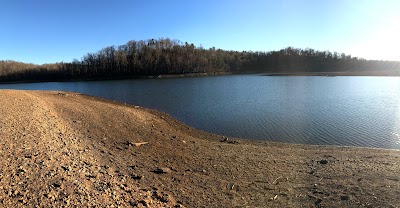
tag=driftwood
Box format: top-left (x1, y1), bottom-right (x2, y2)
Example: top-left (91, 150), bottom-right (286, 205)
top-left (132, 142), bottom-right (149, 147)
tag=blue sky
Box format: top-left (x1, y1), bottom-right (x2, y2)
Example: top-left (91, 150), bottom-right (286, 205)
top-left (1, 0), bottom-right (399, 64)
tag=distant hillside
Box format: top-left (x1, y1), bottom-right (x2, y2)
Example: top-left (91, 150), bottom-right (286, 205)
top-left (1, 38), bottom-right (399, 82)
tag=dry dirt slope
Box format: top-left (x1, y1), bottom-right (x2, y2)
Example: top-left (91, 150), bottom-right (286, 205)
top-left (0, 90), bottom-right (399, 207)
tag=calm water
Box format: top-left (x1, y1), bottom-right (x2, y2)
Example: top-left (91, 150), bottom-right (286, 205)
top-left (1, 75), bottom-right (400, 149)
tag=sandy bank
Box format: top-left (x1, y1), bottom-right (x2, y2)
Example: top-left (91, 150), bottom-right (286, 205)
top-left (0, 90), bottom-right (399, 207)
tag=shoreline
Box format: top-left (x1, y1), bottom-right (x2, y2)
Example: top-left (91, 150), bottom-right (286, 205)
top-left (1, 90), bottom-right (399, 207)
top-left (1, 70), bottom-right (399, 85)
top-left (82, 91), bottom-right (400, 151)
top-left (263, 71), bottom-right (399, 76)
top-left (0, 72), bottom-right (234, 85)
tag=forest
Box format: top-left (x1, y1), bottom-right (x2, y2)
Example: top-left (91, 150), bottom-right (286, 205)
top-left (1, 38), bottom-right (399, 82)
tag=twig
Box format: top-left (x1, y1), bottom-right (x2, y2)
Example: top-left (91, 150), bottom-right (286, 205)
top-left (272, 176), bottom-right (282, 185)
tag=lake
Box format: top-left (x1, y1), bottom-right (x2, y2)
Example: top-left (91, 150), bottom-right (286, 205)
top-left (1, 75), bottom-right (400, 149)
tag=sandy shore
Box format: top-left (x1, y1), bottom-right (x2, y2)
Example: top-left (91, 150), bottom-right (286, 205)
top-left (0, 90), bottom-right (399, 207)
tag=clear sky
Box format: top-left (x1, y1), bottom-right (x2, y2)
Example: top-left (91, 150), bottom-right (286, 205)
top-left (1, 0), bottom-right (399, 64)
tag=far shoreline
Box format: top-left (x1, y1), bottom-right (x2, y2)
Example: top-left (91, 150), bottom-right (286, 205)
top-left (1, 70), bottom-right (399, 85)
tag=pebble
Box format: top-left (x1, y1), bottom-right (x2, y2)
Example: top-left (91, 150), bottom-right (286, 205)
top-left (340, 195), bottom-right (349, 200)
top-left (130, 174), bottom-right (144, 180)
top-left (319, 159), bottom-right (328, 164)
top-left (153, 167), bottom-right (171, 174)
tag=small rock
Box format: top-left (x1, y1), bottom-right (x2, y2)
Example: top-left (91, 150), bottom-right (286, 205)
top-left (139, 200), bottom-right (149, 207)
top-left (340, 195), bottom-right (349, 200)
top-left (61, 166), bottom-right (71, 171)
top-left (315, 198), bottom-right (322, 206)
top-left (220, 137), bottom-right (239, 144)
top-left (130, 174), bottom-right (144, 180)
top-left (153, 167), bottom-right (171, 174)
top-left (319, 159), bottom-right (328, 164)
top-left (220, 137), bottom-right (229, 142)
top-left (17, 167), bottom-right (25, 175)
top-left (85, 174), bottom-right (96, 179)
top-left (52, 182), bottom-right (61, 188)
top-left (65, 198), bottom-right (71, 206)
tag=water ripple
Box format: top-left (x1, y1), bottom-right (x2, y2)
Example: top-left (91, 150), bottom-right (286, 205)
top-left (1, 75), bottom-right (400, 149)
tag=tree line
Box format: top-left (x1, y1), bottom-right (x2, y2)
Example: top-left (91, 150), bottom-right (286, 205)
top-left (1, 38), bottom-right (399, 82)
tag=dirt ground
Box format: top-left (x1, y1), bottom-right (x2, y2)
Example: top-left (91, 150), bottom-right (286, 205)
top-left (0, 90), bottom-right (399, 207)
